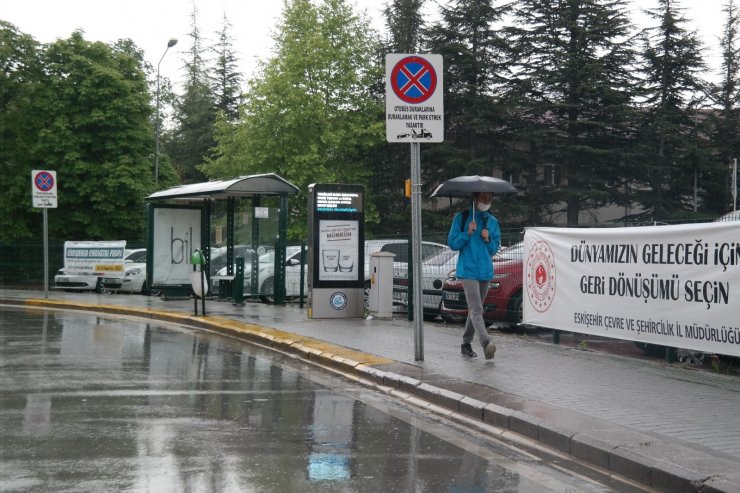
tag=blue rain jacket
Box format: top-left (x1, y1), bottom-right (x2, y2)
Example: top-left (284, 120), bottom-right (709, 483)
top-left (447, 209), bottom-right (501, 281)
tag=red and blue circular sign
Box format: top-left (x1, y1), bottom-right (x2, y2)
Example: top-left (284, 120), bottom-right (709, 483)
top-left (390, 56), bottom-right (438, 104)
top-left (34, 171), bottom-right (55, 192)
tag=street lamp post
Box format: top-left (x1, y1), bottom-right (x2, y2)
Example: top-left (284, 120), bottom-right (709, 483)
top-left (155, 38), bottom-right (178, 187)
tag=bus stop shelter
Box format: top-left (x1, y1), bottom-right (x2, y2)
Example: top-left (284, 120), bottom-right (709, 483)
top-left (145, 173), bottom-right (299, 302)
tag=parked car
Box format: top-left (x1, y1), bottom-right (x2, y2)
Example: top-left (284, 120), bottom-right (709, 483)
top-left (213, 245), bottom-right (307, 304)
top-left (363, 239), bottom-right (448, 281)
top-left (439, 242), bottom-right (524, 327)
top-left (56, 249), bottom-right (146, 292)
top-left (364, 239), bottom-right (449, 313)
top-left (101, 249), bottom-right (148, 294)
top-left (54, 268), bottom-right (105, 292)
top-left (392, 248), bottom-right (458, 318)
top-left (208, 245), bottom-right (273, 278)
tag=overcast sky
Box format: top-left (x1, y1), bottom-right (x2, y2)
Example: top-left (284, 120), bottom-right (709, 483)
top-left (2, 0), bottom-right (729, 89)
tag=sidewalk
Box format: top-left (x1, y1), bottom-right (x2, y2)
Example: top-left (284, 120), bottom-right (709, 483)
top-left (2, 288), bottom-right (740, 492)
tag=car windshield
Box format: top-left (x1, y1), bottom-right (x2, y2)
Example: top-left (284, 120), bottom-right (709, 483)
top-left (258, 247), bottom-right (302, 264)
top-left (424, 249), bottom-right (456, 266)
top-left (124, 250), bottom-right (147, 263)
top-left (495, 243), bottom-right (523, 261)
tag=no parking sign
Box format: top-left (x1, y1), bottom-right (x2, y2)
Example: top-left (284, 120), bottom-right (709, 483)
top-left (385, 54), bottom-right (444, 143)
top-left (32, 170), bottom-right (57, 208)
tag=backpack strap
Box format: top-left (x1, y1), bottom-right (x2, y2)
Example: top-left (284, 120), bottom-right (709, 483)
top-left (460, 209), bottom-right (488, 232)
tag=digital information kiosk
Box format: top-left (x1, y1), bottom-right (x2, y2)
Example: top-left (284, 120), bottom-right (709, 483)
top-left (307, 184), bottom-right (365, 318)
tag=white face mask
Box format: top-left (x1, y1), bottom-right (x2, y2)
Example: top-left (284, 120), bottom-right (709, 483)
top-left (476, 202), bottom-right (491, 212)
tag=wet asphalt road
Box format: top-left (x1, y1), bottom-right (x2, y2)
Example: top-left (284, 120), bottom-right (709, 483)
top-left (0, 307), bottom-right (648, 492)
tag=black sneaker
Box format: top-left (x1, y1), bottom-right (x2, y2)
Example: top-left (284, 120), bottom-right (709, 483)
top-left (461, 343), bottom-right (477, 357)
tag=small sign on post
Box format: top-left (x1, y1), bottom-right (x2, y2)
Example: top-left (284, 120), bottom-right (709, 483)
top-left (32, 170), bottom-right (57, 209)
top-left (32, 170), bottom-right (57, 298)
top-left (385, 54), bottom-right (444, 143)
top-left (385, 53), bottom-right (444, 362)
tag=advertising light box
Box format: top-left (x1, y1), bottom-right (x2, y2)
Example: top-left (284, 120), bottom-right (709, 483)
top-left (308, 184), bottom-right (365, 318)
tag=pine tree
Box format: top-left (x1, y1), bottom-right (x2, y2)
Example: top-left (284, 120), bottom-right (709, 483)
top-left (211, 13), bottom-right (243, 121)
top-left (504, 0), bottom-right (639, 225)
top-left (635, 0), bottom-right (707, 218)
top-left (424, 1), bottom-right (509, 193)
top-left (168, 3), bottom-right (217, 184)
top-left (707, 0), bottom-right (740, 213)
top-left (384, 0), bottom-right (425, 53)
top-left (362, 0), bottom-right (427, 234)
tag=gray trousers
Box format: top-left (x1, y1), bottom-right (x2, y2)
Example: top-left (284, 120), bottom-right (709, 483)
top-left (461, 279), bottom-right (492, 349)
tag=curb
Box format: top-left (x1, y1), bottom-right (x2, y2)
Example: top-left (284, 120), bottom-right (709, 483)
top-left (5, 297), bottom-right (740, 492)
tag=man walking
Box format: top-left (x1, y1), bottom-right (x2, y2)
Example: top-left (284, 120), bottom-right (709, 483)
top-left (447, 192), bottom-right (501, 359)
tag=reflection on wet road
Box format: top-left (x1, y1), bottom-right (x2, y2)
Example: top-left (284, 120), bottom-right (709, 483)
top-left (0, 307), bottom-right (641, 492)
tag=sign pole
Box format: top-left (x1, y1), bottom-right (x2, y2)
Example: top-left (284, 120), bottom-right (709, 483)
top-left (410, 143), bottom-right (424, 360)
top-left (43, 208), bottom-right (49, 298)
top-left (32, 170), bottom-right (57, 298)
top-left (385, 53), bottom-right (443, 362)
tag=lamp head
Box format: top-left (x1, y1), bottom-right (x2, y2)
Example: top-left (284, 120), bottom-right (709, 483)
top-left (167, 38), bottom-right (178, 48)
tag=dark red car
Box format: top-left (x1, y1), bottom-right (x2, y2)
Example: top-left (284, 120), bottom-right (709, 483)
top-left (439, 242), bottom-right (523, 327)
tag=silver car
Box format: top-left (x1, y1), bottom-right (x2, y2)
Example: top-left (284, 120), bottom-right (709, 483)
top-left (101, 249), bottom-right (148, 293)
top-left (214, 246), bottom-right (307, 304)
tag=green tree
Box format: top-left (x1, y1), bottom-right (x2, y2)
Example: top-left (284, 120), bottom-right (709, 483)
top-left (504, 0), bottom-right (639, 225)
top-left (211, 13), bottom-right (243, 121)
top-left (384, 0), bottom-right (426, 53)
top-left (167, 3), bottom-right (216, 184)
top-left (424, 0), bottom-right (512, 227)
top-left (2, 30), bottom-right (154, 242)
top-left (635, 0), bottom-right (707, 218)
top-left (0, 21), bottom-right (43, 240)
top-left (202, 0), bottom-right (383, 239)
top-left (360, 0), bottom-right (428, 235)
top-left (707, 0), bottom-right (740, 213)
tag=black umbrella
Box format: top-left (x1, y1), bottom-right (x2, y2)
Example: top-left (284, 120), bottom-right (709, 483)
top-left (430, 175), bottom-right (518, 198)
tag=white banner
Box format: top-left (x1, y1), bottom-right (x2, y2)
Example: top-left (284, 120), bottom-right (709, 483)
top-left (523, 222), bottom-right (740, 357)
top-left (152, 208), bottom-right (202, 285)
top-left (63, 241), bottom-right (126, 276)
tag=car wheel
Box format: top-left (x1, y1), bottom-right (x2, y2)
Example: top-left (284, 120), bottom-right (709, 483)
top-left (260, 277), bottom-right (275, 304)
top-left (507, 293), bottom-right (523, 326)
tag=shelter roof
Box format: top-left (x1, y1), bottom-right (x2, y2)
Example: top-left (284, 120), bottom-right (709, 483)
top-left (146, 173), bottom-right (299, 202)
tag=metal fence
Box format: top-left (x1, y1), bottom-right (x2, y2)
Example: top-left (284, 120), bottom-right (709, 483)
top-left (1, 214), bottom-right (728, 293)
top-left (0, 240), bottom-right (146, 290)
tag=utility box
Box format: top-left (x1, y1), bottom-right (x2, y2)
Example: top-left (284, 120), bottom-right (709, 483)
top-left (369, 251), bottom-right (395, 319)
